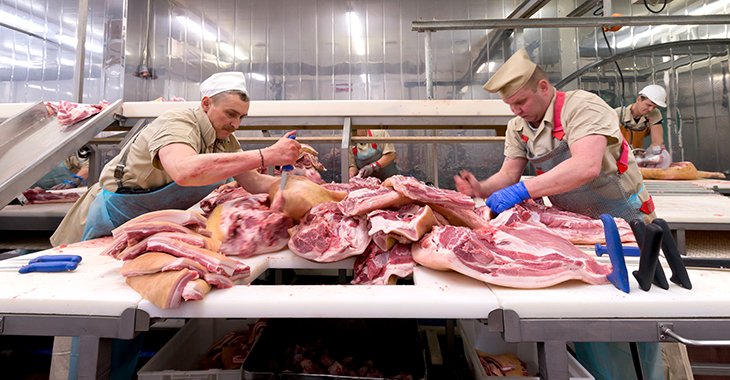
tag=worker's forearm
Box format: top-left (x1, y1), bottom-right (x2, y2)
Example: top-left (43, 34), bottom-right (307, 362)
top-left (76, 167), bottom-right (89, 181)
top-left (524, 158), bottom-right (599, 198)
top-left (649, 124), bottom-right (664, 146)
top-left (480, 172), bottom-right (519, 198)
top-left (234, 170), bottom-right (277, 194)
top-left (376, 152), bottom-right (396, 168)
top-left (173, 150), bottom-right (265, 186)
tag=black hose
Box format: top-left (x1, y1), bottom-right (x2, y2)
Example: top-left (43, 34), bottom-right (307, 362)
top-left (602, 28), bottom-right (626, 107)
top-left (644, 0), bottom-right (668, 14)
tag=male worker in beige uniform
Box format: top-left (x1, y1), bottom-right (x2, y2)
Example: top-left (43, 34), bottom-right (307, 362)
top-left (616, 84), bottom-right (671, 168)
top-left (50, 72), bottom-right (301, 246)
top-left (455, 49), bottom-right (690, 380)
top-left (348, 129), bottom-right (400, 181)
top-left (455, 48), bottom-right (655, 224)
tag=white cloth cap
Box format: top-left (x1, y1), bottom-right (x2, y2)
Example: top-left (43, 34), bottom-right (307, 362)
top-left (200, 72), bottom-right (249, 98)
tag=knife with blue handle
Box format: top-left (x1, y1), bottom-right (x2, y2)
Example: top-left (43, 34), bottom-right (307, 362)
top-left (28, 255), bottom-right (83, 264)
top-left (595, 243), bottom-right (640, 257)
top-left (0, 261), bottom-right (79, 273)
top-left (279, 134), bottom-right (297, 191)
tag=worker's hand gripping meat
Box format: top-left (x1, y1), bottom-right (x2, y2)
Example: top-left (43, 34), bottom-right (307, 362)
top-left (484, 182), bottom-right (532, 214)
top-left (634, 145), bottom-right (671, 169)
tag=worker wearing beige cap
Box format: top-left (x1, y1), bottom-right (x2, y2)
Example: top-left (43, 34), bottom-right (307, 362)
top-left (454, 48), bottom-right (655, 224)
top-left (50, 71), bottom-right (301, 246)
top-left (616, 84), bottom-right (671, 169)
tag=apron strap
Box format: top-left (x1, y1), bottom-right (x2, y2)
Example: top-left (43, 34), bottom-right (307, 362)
top-left (617, 138), bottom-right (630, 174)
top-left (641, 196), bottom-right (655, 214)
top-left (552, 91), bottom-right (566, 140)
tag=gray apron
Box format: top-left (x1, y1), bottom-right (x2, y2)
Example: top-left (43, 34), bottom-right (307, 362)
top-left (353, 130), bottom-right (400, 181)
top-left (525, 92), bottom-right (643, 223)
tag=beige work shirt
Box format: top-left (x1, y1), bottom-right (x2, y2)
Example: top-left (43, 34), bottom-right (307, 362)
top-left (615, 105), bottom-right (662, 132)
top-left (503, 89), bottom-right (652, 212)
top-left (348, 129), bottom-right (396, 169)
top-left (51, 106), bottom-right (242, 246)
top-left (62, 155), bottom-right (89, 175)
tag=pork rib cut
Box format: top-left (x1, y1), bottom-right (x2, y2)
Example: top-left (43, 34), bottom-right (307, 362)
top-left (352, 243), bottom-right (416, 285)
top-left (145, 236), bottom-right (240, 276)
top-left (383, 175), bottom-right (475, 209)
top-left (413, 225), bottom-right (611, 288)
top-left (288, 201), bottom-right (371, 262)
top-left (486, 200), bottom-right (635, 245)
top-left (120, 251), bottom-right (209, 278)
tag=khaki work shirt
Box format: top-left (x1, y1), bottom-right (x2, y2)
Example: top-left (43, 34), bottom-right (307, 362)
top-left (616, 105), bottom-right (663, 149)
top-left (62, 155), bottom-right (89, 175)
top-left (51, 106), bottom-right (242, 246)
top-left (348, 129), bottom-right (396, 169)
top-left (503, 89), bottom-right (651, 209)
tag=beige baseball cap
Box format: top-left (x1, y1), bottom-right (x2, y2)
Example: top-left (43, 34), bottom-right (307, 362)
top-left (483, 48), bottom-right (537, 99)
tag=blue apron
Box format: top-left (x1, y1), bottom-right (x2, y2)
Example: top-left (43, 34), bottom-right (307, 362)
top-left (81, 180), bottom-right (223, 241)
top-left (353, 130), bottom-right (400, 181)
top-left (32, 162), bottom-right (76, 190)
top-left (81, 108), bottom-right (225, 241)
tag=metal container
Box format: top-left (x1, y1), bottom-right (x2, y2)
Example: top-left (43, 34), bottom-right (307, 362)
top-left (241, 318), bottom-right (427, 380)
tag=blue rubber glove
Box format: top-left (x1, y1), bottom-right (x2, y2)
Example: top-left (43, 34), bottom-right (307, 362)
top-left (485, 182), bottom-right (531, 214)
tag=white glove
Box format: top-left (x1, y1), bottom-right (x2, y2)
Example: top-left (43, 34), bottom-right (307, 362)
top-left (643, 145), bottom-right (671, 170)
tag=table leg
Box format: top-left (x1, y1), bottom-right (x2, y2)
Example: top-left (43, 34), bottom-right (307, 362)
top-left (537, 340), bottom-right (569, 380)
top-left (77, 336), bottom-right (112, 380)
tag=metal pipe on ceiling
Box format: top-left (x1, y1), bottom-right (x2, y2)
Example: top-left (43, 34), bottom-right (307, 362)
top-left (73, 0), bottom-right (89, 103)
top-left (555, 39), bottom-right (730, 89)
top-left (412, 15), bottom-right (730, 32)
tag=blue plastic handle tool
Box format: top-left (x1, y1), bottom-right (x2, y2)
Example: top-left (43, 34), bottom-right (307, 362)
top-left (600, 214), bottom-right (630, 294)
top-left (279, 134), bottom-right (297, 191)
top-left (28, 255), bottom-right (83, 264)
top-left (595, 244), bottom-right (641, 257)
top-left (18, 261), bottom-right (78, 273)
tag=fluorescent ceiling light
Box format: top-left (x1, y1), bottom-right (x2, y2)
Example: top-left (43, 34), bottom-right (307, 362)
top-left (346, 11), bottom-right (366, 56)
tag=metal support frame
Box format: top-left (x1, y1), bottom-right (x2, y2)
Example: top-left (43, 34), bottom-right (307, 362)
top-left (489, 308), bottom-right (730, 379)
top-left (412, 15), bottom-right (730, 32)
top-left (0, 308), bottom-right (149, 379)
top-left (74, 0), bottom-right (89, 103)
top-left (425, 31), bottom-right (434, 100)
top-left (340, 117), bottom-right (352, 184)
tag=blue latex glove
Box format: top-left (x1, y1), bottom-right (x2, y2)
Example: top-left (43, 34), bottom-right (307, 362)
top-left (485, 182), bottom-right (531, 214)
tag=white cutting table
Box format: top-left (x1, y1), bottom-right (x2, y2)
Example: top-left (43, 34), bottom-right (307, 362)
top-left (3, 237), bottom-right (730, 379)
top-left (0, 187), bottom-right (88, 232)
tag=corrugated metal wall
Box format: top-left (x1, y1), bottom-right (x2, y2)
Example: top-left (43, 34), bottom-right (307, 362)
top-left (1, 0), bottom-right (728, 177)
top-left (554, 0), bottom-right (730, 172)
top-left (0, 0), bottom-right (125, 104)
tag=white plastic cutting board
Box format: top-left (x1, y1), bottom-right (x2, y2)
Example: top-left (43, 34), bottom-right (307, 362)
top-left (653, 195), bottom-right (730, 224)
top-left (0, 237), bottom-right (142, 317)
top-left (140, 249), bottom-right (499, 319)
top-left (488, 257), bottom-right (730, 319)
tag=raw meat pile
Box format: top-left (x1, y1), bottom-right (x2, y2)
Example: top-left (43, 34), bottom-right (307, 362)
top-left (22, 188), bottom-right (80, 204)
top-left (46, 100), bottom-right (111, 127)
top-left (200, 319), bottom-right (267, 370)
top-left (269, 340), bottom-right (413, 379)
top-left (101, 210), bottom-right (250, 309)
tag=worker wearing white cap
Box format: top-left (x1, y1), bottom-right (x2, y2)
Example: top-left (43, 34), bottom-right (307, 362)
top-left (50, 71), bottom-right (301, 246)
top-left (455, 48), bottom-right (655, 223)
top-left (615, 84), bottom-right (671, 169)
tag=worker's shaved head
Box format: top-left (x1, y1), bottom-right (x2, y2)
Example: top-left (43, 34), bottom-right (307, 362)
top-left (523, 66), bottom-right (549, 93)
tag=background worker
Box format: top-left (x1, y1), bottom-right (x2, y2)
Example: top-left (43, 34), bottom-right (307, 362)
top-left (454, 48), bottom-right (655, 224)
top-left (615, 84), bottom-right (671, 168)
top-left (30, 146), bottom-right (90, 190)
top-left (348, 128), bottom-right (400, 180)
top-left (50, 72), bottom-right (301, 247)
